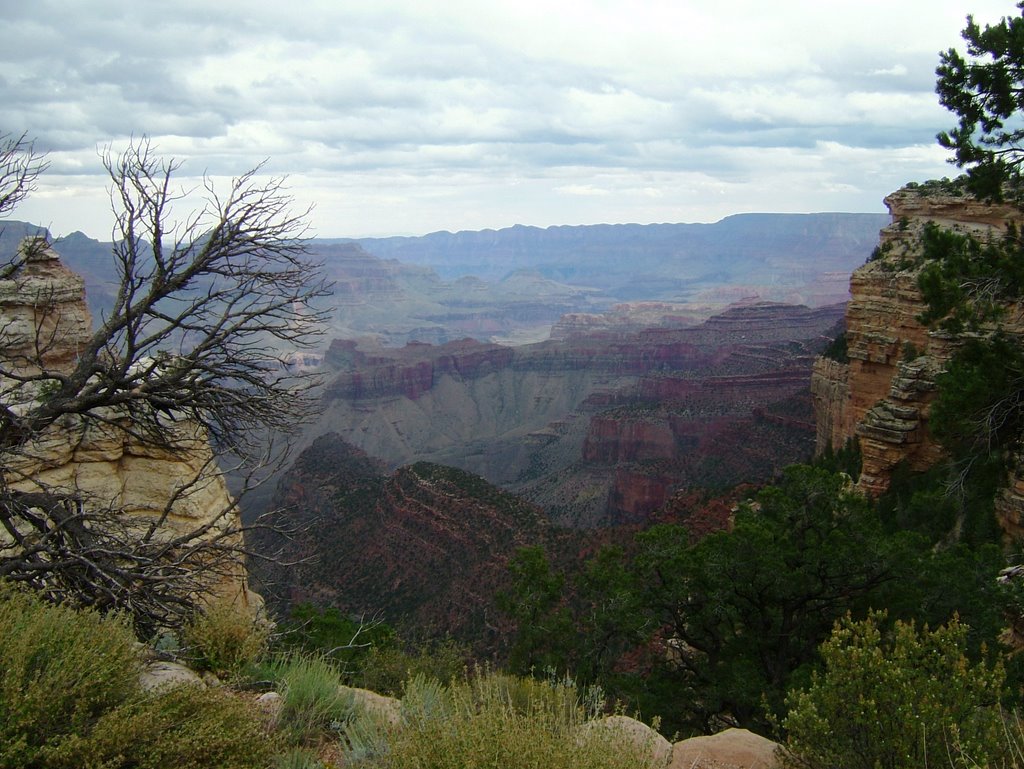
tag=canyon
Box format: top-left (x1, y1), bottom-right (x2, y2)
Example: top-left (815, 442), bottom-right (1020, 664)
top-left (307, 300), bottom-right (843, 527)
top-left (3, 212), bottom-right (884, 350)
top-left (1, 211), bottom-right (888, 638)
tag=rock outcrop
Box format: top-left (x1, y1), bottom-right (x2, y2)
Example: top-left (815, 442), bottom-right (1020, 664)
top-left (577, 715), bottom-right (673, 766)
top-left (811, 185), bottom-right (1024, 500)
top-left (669, 728), bottom-right (780, 769)
top-left (0, 239), bottom-right (258, 612)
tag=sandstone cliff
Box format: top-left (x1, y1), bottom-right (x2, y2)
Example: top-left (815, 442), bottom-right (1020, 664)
top-left (0, 239), bottom-right (258, 613)
top-left (811, 186), bottom-right (1024, 515)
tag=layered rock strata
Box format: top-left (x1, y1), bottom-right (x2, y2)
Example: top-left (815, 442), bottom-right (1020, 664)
top-left (315, 302), bottom-right (841, 525)
top-left (812, 186), bottom-right (1024, 502)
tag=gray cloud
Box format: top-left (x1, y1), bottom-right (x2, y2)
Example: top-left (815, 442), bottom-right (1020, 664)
top-left (1, 0), bottom-right (1015, 237)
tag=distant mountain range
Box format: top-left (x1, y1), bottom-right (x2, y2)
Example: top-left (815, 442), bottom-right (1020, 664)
top-left (332, 213), bottom-right (888, 302)
top-left (3, 212), bottom-right (888, 346)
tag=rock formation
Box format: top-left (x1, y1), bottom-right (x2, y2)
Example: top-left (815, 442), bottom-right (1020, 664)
top-left (0, 239), bottom-right (258, 613)
top-left (668, 727), bottom-right (781, 769)
top-left (811, 185), bottom-right (1024, 514)
top-left (308, 302), bottom-right (842, 526)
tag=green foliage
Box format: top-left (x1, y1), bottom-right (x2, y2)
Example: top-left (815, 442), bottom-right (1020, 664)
top-left (783, 613), bottom-right (1006, 769)
top-left (182, 597), bottom-right (270, 679)
top-left (265, 653), bottom-right (354, 743)
top-left (344, 670), bottom-right (657, 769)
top-left (0, 586), bottom-right (140, 767)
top-left (932, 333), bottom-right (1024, 462)
top-left (499, 542), bottom-right (647, 696)
top-left (813, 438), bottom-right (862, 482)
top-left (936, 3), bottom-right (1024, 201)
top-left (632, 466), bottom-right (911, 733)
top-left (917, 224), bottom-right (1024, 331)
top-left (278, 602), bottom-right (394, 672)
top-left (46, 685), bottom-right (275, 769)
top-left (273, 748), bottom-right (327, 769)
top-left (498, 545), bottom-right (578, 675)
top-left (354, 635), bottom-right (471, 697)
top-left (820, 331), bottom-right (849, 363)
top-left (497, 458), bottom-right (1018, 737)
top-left (0, 585), bottom-right (272, 769)
top-left (879, 455), bottom-right (1006, 550)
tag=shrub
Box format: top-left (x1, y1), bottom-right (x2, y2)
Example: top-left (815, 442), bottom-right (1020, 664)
top-left (46, 685), bottom-right (275, 769)
top-left (344, 671), bottom-right (658, 769)
top-left (0, 585), bottom-right (273, 769)
top-left (267, 653), bottom-right (354, 743)
top-left (0, 586), bottom-right (140, 767)
top-left (820, 331), bottom-right (848, 363)
top-left (277, 603), bottom-right (395, 672)
top-left (354, 635), bottom-right (470, 696)
top-left (182, 597), bottom-right (270, 678)
top-left (782, 612), bottom-right (1006, 769)
top-left (273, 748), bottom-right (327, 769)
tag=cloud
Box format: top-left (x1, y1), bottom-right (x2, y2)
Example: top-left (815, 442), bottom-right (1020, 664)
top-left (2, 0), bottom-right (1016, 237)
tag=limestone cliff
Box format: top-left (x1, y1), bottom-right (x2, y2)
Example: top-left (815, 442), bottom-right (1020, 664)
top-left (811, 186), bottom-right (1024, 513)
top-left (0, 239), bottom-right (258, 612)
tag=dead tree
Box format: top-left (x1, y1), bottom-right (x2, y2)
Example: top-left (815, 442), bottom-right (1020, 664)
top-left (0, 135), bottom-right (331, 636)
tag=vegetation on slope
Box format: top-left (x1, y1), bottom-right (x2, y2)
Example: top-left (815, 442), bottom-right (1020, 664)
top-left (0, 586), bottom-right (274, 769)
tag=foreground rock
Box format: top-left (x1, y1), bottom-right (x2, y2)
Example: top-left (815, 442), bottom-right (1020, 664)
top-left (669, 728), bottom-right (781, 769)
top-left (577, 715), bottom-right (673, 766)
top-left (342, 685), bottom-right (402, 727)
top-left (139, 660), bottom-right (206, 691)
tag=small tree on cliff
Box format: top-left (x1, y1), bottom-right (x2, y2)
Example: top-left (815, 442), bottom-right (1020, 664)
top-left (0, 133), bottom-right (330, 635)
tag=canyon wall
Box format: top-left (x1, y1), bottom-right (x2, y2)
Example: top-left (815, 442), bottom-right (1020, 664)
top-left (0, 240), bottom-right (258, 611)
top-left (311, 302), bottom-right (842, 526)
top-left (811, 187), bottom-right (1024, 525)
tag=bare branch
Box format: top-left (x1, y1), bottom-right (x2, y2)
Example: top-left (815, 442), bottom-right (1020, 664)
top-left (0, 132), bottom-right (48, 219)
top-left (0, 134), bottom-right (331, 635)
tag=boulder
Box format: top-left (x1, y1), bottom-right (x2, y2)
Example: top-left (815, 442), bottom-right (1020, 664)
top-left (669, 728), bottom-right (780, 769)
top-left (140, 660), bottom-right (206, 691)
top-left (255, 690), bottom-right (284, 725)
top-left (578, 715), bottom-right (673, 767)
top-left (342, 685), bottom-right (402, 726)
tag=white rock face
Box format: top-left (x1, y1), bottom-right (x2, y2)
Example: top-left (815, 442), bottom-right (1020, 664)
top-left (0, 238), bottom-right (91, 377)
top-left (0, 239), bottom-right (258, 610)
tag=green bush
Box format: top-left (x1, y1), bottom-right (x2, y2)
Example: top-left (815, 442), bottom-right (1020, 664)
top-left (820, 331), bottom-right (849, 363)
top-left (354, 635), bottom-right (470, 697)
top-left (182, 597), bottom-right (270, 678)
top-left (0, 586), bottom-right (140, 767)
top-left (344, 671), bottom-right (657, 769)
top-left (782, 612), bottom-right (1006, 769)
top-left (46, 685), bottom-right (275, 769)
top-left (267, 653), bottom-right (354, 743)
top-left (277, 603), bottom-right (395, 673)
top-left (0, 585), bottom-right (273, 769)
top-left (273, 747), bottom-right (327, 769)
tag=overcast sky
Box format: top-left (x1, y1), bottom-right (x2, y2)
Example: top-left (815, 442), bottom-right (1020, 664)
top-left (2, 0), bottom-right (1017, 239)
